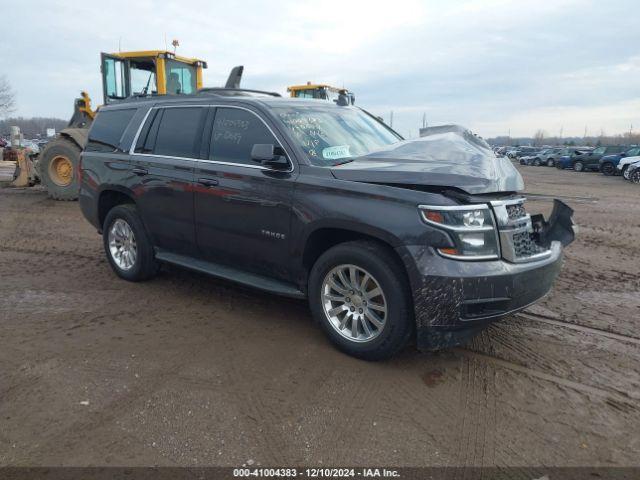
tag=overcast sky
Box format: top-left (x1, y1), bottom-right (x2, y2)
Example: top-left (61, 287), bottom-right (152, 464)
top-left (2, 0), bottom-right (638, 138)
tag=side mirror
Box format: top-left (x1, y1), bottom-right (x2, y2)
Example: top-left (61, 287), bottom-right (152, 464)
top-left (251, 144), bottom-right (288, 168)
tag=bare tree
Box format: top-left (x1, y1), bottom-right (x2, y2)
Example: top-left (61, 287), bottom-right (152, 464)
top-left (533, 129), bottom-right (546, 146)
top-left (0, 75), bottom-right (16, 118)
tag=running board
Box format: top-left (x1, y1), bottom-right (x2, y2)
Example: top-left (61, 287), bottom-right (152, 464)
top-left (155, 251), bottom-right (305, 299)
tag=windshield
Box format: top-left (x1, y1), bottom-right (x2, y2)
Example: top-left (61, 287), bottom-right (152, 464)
top-left (626, 147), bottom-right (640, 156)
top-left (273, 105), bottom-right (401, 166)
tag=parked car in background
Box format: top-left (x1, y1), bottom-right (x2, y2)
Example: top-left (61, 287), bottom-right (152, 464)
top-left (556, 146), bottom-right (622, 171)
top-left (519, 149), bottom-right (543, 165)
top-left (576, 145), bottom-right (627, 172)
top-left (21, 140), bottom-right (41, 154)
top-left (528, 147), bottom-right (564, 166)
top-left (617, 155), bottom-right (640, 177)
top-left (547, 147), bottom-right (593, 168)
top-left (493, 146), bottom-right (508, 157)
top-left (555, 148), bottom-right (591, 170)
top-left (600, 147), bottom-right (640, 176)
top-left (505, 147), bottom-right (519, 158)
top-left (513, 146), bottom-right (539, 160)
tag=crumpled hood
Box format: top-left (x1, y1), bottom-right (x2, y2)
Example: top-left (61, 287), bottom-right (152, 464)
top-left (331, 126), bottom-right (524, 194)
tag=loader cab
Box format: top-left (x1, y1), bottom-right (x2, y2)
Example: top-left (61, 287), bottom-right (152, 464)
top-left (100, 50), bottom-right (207, 104)
top-left (287, 83), bottom-right (355, 105)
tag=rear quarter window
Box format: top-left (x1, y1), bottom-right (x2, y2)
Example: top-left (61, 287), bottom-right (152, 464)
top-left (86, 108), bottom-right (137, 152)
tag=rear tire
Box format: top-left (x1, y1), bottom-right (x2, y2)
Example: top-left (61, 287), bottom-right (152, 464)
top-left (533, 158), bottom-right (541, 166)
top-left (308, 241), bottom-right (413, 361)
top-left (103, 204), bottom-right (159, 282)
top-left (37, 137), bottom-right (81, 200)
top-left (573, 161), bottom-right (584, 172)
top-left (601, 162), bottom-right (615, 176)
top-left (547, 158), bottom-right (554, 167)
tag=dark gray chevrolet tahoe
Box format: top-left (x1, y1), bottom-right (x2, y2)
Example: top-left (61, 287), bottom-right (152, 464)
top-left (79, 90), bottom-right (575, 360)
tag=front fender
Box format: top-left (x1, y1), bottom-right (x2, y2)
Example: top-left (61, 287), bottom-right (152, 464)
top-left (60, 128), bottom-right (89, 150)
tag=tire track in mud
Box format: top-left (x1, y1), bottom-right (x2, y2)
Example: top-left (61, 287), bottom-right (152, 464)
top-left (454, 347), bottom-right (637, 406)
top-left (517, 312), bottom-right (640, 345)
top-left (450, 354), bottom-right (498, 471)
top-left (461, 306), bottom-right (640, 399)
top-left (0, 246), bottom-right (100, 262)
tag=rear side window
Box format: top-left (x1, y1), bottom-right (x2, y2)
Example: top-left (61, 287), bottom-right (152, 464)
top-left (209, 108), bottom-right (277, 165)
top-left (153, 107), bottom-right (206, 158)
top-left (86, 108), bottom-right (136, 152)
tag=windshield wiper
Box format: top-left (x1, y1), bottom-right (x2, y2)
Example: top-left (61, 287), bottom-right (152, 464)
top-left (332, 159), bottom-right (354, 167)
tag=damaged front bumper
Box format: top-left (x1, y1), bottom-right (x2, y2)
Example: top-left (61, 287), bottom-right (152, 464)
top-left (398, 199), bottom-right (576, 351)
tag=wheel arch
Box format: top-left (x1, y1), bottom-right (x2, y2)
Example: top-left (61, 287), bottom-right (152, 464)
top-left (600, 161), bottom-right (615, 172)
top-left (59, 127), bottom-right (89, 150)
top-left (300, 224), bottom-right (406, 281)
top-left (97, 187), bottom-right (137, 231)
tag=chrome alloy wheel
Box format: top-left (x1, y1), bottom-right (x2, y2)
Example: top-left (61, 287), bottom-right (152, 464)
top-left (108, 219), bottom-right (137, 271)
top-left (321, 264), bottom-right (387, 343)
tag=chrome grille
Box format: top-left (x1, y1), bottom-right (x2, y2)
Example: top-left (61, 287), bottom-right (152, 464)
top-left (506, 203), bottom-right (526, 221)
top-left (490, 198), bottom-right (552, 263)
top-left (512, 231), bottom-right (546, 258)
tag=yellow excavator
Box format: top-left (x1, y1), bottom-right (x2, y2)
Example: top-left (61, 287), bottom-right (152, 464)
top-left (37, 50), bottom-right (219, 200)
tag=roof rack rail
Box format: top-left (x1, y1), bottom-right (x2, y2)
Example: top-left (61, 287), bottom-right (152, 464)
top-left (197, 88), bottom-right (281, 98)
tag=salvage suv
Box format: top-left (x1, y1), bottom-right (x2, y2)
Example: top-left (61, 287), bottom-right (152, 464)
top-left (79, 91), bottom-right (575, 360)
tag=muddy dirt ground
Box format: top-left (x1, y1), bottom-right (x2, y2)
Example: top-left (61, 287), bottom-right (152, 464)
top-left (0, 165), bottom-right (639, 469)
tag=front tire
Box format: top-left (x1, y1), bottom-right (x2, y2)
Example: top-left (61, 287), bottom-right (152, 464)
top-left (103, 204), bottom-right (158, 282)
top-left (573, 161), bottom-right (584, 172)
top-left (630, 170), bottom-right (640, 184)
top-left (601, 162), bottom-right (615, 176)
top-left (533, 158), bottom-right (541, 166)
top-left (620, 165), bottom-right (629, 178)
top-left (547, 158), bottom-right (554, 167)
top-left (308, 241), bottom-right (413, 361)
top-left (37, 137), bottom-right (81, 200)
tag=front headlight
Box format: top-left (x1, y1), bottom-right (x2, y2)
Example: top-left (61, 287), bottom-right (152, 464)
top-left (419, 204), bottom-right (500, 260)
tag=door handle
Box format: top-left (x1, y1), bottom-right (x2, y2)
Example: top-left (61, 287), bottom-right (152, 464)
top-left (132, 167), bottom-right (148, 176)
top-left (197, 178), bottom-right (219, 187)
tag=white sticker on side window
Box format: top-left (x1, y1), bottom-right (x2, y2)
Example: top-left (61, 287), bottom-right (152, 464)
top-left (322, 145), bottom-right (351, 160)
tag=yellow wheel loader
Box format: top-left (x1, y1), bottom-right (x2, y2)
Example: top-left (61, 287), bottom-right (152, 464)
top-left (38, 50), bottom-right (218, 200)
top-left (287, 82), bottom-right (355, 105)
